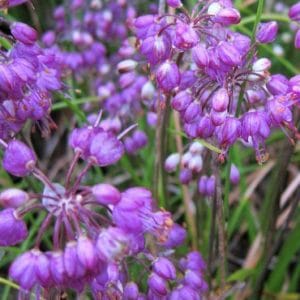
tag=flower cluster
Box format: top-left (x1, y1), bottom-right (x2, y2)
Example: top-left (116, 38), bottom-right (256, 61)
top-left (0, 21), bottom-right (62, 139)
top-left (42, 0), bottom-right (159, 155)
top-left (0, 119), bottom-right (207, 298)
top-left (134, 0), bottom-right (300, 163)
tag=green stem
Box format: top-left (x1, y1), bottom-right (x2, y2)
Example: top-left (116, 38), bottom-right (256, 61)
top-left (239, 13), bottom-right (290, 27)
top-left (251, 0), bottom-right (265, 42)
top-left (0, 277), bottom-right (19, 290)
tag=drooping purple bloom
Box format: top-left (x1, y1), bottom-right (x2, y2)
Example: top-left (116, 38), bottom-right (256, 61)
top-left (256, 21), bottom-right (278, 44)
top-left (3, 140), bottom-right (36, 177)
top-left (0, 188), bottom-right (28, 208)
top-left (11, 22), bottom-right (38, 45)
top-left (156, 61), bottom-right (181, 93)
top-left (90, 131), bottom-right (125, 166)
top-left (0, 208), bottom-right (27, 246)
top-left (92, 183), bottom-right (121, 205)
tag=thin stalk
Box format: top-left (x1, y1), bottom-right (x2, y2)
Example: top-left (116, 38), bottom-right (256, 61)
top-left (173, 111), bottom-right (198, 249)
top-left (251, 0), bottom-right (265, 43)
top-left (212, 155), bottom-right (227, 291)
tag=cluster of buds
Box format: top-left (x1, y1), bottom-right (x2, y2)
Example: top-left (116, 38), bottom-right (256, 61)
top-left (165, 141), bottom-right (204, 185)
top-left (134, 0), bottom-right (300, 164)
top-left (42, 0), bottom-right (161, 155)
top-left (0, 21), bottom-right (62, 139)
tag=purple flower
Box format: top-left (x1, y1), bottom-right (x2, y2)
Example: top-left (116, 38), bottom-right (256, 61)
top-left (153, 257), bottom-right (176, 280)
top-left (256, 21), bottom-right (278, 44)
top-left (171, 91), bottom-right (193, 112)
top-left (174, 22), bottom-right (199, 50)
top-left (295, 29), bottom-right (300, 49)
top-left (11, 22), bottom-right (38, 45)
top-left (76, 236), bottom-right (98, 272)
top-left (266, 74), bottom-right (289, 95)
top-left (212, 88), bottom-right (229, 112)
top-left (92, 183), bottom-right (121, 205)
top-left (0, 208), bottom-right (27, 246)
top-left (3, 140), bottom-right (36, 177)
top-left (124, 282), bottom-right (139, 299)
top-left (192, 44), bottom-right (209, 68)
top-left (230, 164), bottom-right (240, 185)
top-left (9, 251), bottom-right (37, 290)
top-left (90, 131), bottom-right (124, 166)
top-left (0, 0), bottom-right (27, 8)
top-left (140, 34), bottom-right (172, 65)
top-left (167, 0), bottom-right (182, 8)
top-left (289, 2), bottom-right (300, 21)
top-left (0, 188), bottom-right (28, 208)
top-left (164, 153), bottom-right (180, 172)
top-left (148, 273), bottom-right (168, 296)
top-left (162, 223), bottom-right (186, 248)
top-left (156, 61), bottom-right (181, 93)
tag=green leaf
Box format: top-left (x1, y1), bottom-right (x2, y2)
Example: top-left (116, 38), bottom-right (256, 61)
top-left (227, 268), bottom-right (255, 282)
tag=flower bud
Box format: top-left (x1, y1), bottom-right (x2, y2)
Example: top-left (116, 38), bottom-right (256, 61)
top-left (171, 91), bottom-right (193, 112)
top-left (188, 155), bottom-right (203, 173)
top-left (9, 251), bottom-right (37, 290)
top-left (174, 22), bottom-right (199, 50)
top-left (215, 8), bottom-right (241, 25)
top-left (192, 44), bottom-right (209, 68)
top-left (3, 140), bottom-right (36, 177)
top-left (0, 188), bottom-right (28, 208)
top-left (77, 236), bottom-right (98, 271)
top-left (182, 152), bottom-right (192, 168)
top-left (148, 273), bottom-right (168, 296)
top-left (0, 209), bottom-right (27, 246)
top-left (90, 131), bottom-right (124, 166)
top-left (124, 282), bottom-right (139, 300)
top-left (156, 61), bottom-right (181, 93)
top-left (217, 42), bottom-right (241, 66)
top-left (212, 88), bottom-right (229, 112)
top-left (245, 89), bottom-right (266, 104)
top-left (49, 251), bottom-right (66, 285)
top-left (289, 2), bottom-right (300, 21)
top-left (164, 153), bottom-right (180, 172)
top-left (184, 270), bottom-right (206, 290)
top-left (295, 29), bottom-right (300, 49)
top-left (11, 22), bottom-right (38, 45)
top-left (211, 110), bottom-right (227, 126)
top-left (256, 21), bottom-right (278, 44)
top-left (206, 176), bottom-right (216, 196)
top-left (184, 102), bottom-right (200, 123)
top-left (189, 141), bottom-right (204, 154)
top-left (117, 59), bottom-right (138, 74)
top-left (167, 0), bottom-right (182, 8)
top-left (197, 115), bottom-right (214, 138)
top-left (141, 81), bottom-right (155, 100)
top-left (198, 176), bottom-right (207, 195)
top-left (153, 257), bottom-right (176, 280)
top-left (252, 58), bottom-right (271, 72)
top-left (92, 183), bottom-right (121, 205)
top-left (230, 164), bottom-right (240, 185)
top-left (266, 74), bottom-right (289, 95)
top-left (179, 168), bottom-right (192, 184)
